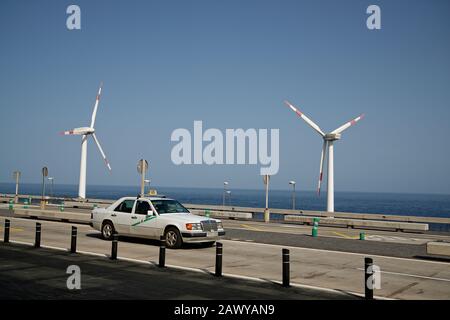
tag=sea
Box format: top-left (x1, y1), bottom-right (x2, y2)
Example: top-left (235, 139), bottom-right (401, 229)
top-left (1, 183), bottom-right (449, 231)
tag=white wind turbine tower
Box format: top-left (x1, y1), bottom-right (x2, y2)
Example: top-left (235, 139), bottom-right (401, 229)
top-left (284, 101), bottom-right (364, 212)
top-left (61, 83), bottom-right (112, 199)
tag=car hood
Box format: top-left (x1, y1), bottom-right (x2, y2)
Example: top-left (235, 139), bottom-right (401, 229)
top-left (160, 212), bottom-right (219, 223)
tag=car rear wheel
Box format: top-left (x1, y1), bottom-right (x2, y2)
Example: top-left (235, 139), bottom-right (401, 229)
top-left (164, 227), bottom-right (182, 249)
top-left (101, 221), bottom-right (115, 240)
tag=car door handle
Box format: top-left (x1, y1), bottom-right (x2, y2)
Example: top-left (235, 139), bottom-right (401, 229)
top-left (131, 216), bottom-right (138, 219)
top-left (111, 213), bottom-right (117, 217)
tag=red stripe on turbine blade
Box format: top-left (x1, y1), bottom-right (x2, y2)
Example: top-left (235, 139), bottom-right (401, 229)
top-left (351, 120), bottom-right (356, 125)
top-left (284, 101), bottom-right (302, 115)
top-left (319, 172), bottom-right (323, 181)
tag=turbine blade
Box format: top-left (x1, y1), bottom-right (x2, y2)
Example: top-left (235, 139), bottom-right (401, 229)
top-left (284, 100), bottom-right (325, 137)
top-left (90, 82), bottom-right (103, 128)
top-left (91, 133), bottom-right (112, 171)
top-left (317, 141), bottom-right (327, 196)
top-left (331, 114), bottom-right (364, 135)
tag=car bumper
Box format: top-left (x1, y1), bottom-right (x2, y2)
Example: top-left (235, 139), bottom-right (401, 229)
top-left (181, 230), bottom-right (225, 243)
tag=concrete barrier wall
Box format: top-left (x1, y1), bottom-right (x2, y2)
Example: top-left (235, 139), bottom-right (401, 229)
top-left (284, 215), bottom-right (429, 231)
top-left (184, 204), bottom-right (449, 225)
top-left (14, 208), bottom-right (90, 223)
top-left (426, 242), bottom-right (450, 256)
top-left (190, 209), bottom-right (252, 219)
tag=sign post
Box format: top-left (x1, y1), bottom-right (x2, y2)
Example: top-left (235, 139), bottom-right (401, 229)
top-left (263, 174), bottom-right (270, 223)
top-left (137, 159), bottom-right (149, 196)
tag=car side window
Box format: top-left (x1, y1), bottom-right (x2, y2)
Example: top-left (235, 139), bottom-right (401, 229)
top-left (114, 200), bottom-right (135, 213)
top-left (135, 200), bottom-right (151, 215)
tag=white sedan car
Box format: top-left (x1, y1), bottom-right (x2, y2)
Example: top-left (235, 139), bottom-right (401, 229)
top-left (91, 196), bottom-right (225, 248)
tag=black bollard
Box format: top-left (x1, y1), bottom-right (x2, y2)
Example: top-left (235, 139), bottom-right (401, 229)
top-left (215, 242), bottom-right (223, 277)
top-left (34, 223), bottom-right (41, 248)
top-left (282, 248), bottom-right (290, 287)
top-left (70, 226), bottom-right (77, 253)
top-left (159, 236), bottom-right (166, 268)
top-left (365, 257), bottom-right (374, 300)
top-left (4, 219), bottom-right (10, 243)
top-left (111, 233), bottom-right (118, 260)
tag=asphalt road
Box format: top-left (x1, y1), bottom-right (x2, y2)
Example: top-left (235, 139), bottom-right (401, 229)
top-left (225, 228), bottom-right (428, 259)
top-left (1, 217), bottom-right (450, 299)
top-left (0, 243), bottom-right (355, 299)
top-left (2, 207), bottom-right (450, 260)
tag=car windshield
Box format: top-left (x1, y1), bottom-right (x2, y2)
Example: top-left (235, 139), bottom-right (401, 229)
top-left (151, 200), bottom-right (189, 214)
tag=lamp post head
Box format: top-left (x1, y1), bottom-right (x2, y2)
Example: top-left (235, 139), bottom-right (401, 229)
top-left (289, 180), bottom-right (296, 185)
top-left (223, 181), bottom-right (229, 186)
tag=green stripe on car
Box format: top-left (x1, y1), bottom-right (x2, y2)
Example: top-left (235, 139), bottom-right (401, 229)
top-left (132, 215), bottom-right (156, 227)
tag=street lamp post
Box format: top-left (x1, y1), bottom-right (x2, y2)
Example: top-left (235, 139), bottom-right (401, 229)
top-left (41, 167), bottom-right (48, 209)
top-left (223, 181), bottom-right (229, 206)
top-left (289, 181), bottom-right (296, 210)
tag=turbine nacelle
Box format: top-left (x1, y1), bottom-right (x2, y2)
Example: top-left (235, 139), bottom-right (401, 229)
top-left (61, 127), bottom-right (95, 136)
top-left (82, 127), bottom-right (95, 134)
top-left (324, 133), bottom-right (341, 141)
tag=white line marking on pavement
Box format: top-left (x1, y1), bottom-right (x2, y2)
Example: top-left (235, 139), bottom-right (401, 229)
top-left (356, 268), bottom-right (450, 283)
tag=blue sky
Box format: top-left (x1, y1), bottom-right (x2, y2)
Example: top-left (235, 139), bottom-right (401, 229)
top-left (0, 0), bottom-right (449, 193)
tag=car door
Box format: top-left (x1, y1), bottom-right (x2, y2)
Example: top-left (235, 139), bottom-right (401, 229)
top-left (130, 199), bottom-right (159, 238)
top-left (111, 199), bottom-right (135, 235)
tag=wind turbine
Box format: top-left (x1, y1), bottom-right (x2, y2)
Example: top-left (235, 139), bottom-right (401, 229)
top-left (284, 100), bottom-right (364, 212)
top-left (61, 83), bottom-right (112, 199)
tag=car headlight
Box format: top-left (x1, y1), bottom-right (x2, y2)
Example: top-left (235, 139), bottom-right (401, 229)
top-left (217, 221), bottom-right (223, 230)
top-left (186, 223), bottom-right (202, 231)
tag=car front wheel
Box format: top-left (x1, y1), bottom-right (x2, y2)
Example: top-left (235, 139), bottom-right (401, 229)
top-left (101, 221), bottom-right (115, 240)
top-left (164, 227), bottom-right (182, 249)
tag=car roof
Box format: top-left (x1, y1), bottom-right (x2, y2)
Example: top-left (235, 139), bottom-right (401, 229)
top-left (119, 196), bottom-right (173, 201)
top-left (144, 196), bottom-right (173, 201)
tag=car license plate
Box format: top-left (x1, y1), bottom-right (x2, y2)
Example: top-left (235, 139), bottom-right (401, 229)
top-left (207, 231), bottom-right (218, 237)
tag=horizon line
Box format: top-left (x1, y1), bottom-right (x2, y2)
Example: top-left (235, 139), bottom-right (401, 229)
top-left (0, 181), bottom-right (449, 197)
